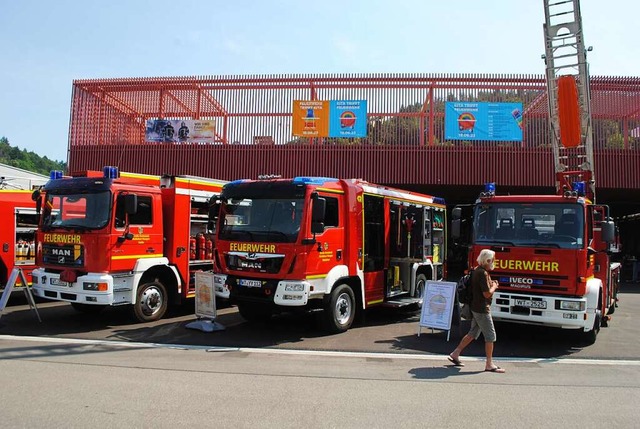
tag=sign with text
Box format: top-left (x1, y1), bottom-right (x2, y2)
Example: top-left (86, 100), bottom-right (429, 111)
top-left (292, 100), bottom-right (330, 137)
top-left (419, 281), bottom-right (457, 332)
top-left (146, 119), bottom-right (216, 143)
top-left (292, 100), bottom-right (367, 138)
top-left (329, 100), bottom-right (367, 137)
top-left (444, 102), bottom-right (523, 141)
top-left (194, 271), bottom-right (216, 319)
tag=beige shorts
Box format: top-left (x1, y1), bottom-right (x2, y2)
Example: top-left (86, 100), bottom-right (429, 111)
top-left (468, 310), bottom-right (497, 342)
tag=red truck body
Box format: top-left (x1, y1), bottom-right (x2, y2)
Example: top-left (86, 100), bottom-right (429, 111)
top-left (31, 167), bottom-right (226, 321)
top-left (213, 176), bottom-right (448, 332)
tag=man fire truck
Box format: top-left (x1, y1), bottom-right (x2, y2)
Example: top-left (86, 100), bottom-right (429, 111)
top-left (212, 176), bottom-right (448, 333)
top-left (31, 166), bottom-right (226, 322)
top-left (0, 190), bottom-right (39, 293)
top-left (452, 0), bottom-right (620, 344)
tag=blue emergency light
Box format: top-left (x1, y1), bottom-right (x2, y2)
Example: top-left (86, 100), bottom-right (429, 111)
top-left (484, 182), bottom-right (496, 195)
top-left (572, 181), bottom-right (586, 196)
top-left (49, 170), bottom-right (63, 180)
top-left (103, 166), bottom-right (119, 179)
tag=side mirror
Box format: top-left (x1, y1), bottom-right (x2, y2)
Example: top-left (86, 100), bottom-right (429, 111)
top-left (311, 196), bottom-right (326, 234)
top-left (600, 221), bottom-right (615, 243)
top-left (452, 219), bottom-right (461, 239)
top-left (117, 232), bottom-right (135, 243)
top-left (32, 189), bottom-right (42, 217)
top-left (124, 194), bottom-right (138, 215)
top-left (452, 206), bottom-right (462, 220)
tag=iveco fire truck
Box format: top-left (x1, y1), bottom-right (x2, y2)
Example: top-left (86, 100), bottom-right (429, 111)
top-left (31, 167), bottom-right (226, 322)
top-left (452, 0), bottom-right (620, 343)
top-left (212, 176), bottom-right (447, 333)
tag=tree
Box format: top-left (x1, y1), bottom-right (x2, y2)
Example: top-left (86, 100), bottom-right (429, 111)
top-left (0, 136), bottom-right (66, 175)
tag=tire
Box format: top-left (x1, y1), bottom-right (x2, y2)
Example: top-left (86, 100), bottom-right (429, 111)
top-left (237, 302), bottom-right (272, 322)
top-left (133, 280), bottom-right (168, 322)
top-left (581, 309), bottom-right (601, 345)
top-left (71, 302), bottom-right (107, 314)
top-left (413, 273), bottom-right (427, 309)
top-left (324, 284), bottom-right (356, 333)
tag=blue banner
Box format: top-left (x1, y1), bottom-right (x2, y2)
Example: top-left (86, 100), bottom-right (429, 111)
top-left (329, 100), bottom-right (367, 138)
top-left (445, 102), bottom-right (523, 142)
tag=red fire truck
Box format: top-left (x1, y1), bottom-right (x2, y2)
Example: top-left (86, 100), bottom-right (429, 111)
top-left (212, 176), bottom-right (448, 332)
top-left (31, 167), bottom-right (226, 322)
top-left (0, 190), bottom-right (38, 292)
top-left (452, 0), bottom-right (620, 344)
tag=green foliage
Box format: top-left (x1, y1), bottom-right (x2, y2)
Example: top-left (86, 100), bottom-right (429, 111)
top-left (0, 136), bottom-right (66, 175)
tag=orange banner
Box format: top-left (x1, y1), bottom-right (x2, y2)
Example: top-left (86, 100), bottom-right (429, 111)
top-left (292, 100), bottom-right (330, 137)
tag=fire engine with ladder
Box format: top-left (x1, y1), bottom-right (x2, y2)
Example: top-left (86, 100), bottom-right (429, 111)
top-left (30, 167), bottom-right (226, 322)
top-left (452, 0), bottom-right (620, 344)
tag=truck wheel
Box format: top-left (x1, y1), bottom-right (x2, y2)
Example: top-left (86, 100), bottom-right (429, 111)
top-left (237, 302), bottom-right (272, 322)
top-left (133, 280), bottom-right (168, 322)
top-left (71, 303), bottom-right (107, 314)
top-left (413, 274), bottom-right (427, 309)
top-left (324, 284), bottom-right (355, 333)
top-left (582, 309), bottom-right (601, 345)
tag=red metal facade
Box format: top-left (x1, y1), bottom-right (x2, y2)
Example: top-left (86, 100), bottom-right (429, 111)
top-left (67, 74), bottom-right (640, 190)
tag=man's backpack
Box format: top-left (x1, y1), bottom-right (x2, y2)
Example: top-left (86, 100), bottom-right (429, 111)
top-left (457, 269), bottom-right (474, 305)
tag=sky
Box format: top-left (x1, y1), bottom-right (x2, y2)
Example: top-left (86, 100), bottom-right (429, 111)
top-left (0, 0), bottom-right (638, 162)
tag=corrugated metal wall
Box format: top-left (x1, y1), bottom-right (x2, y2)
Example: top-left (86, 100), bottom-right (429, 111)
top-left (68, 74), bottom-right (640, 190)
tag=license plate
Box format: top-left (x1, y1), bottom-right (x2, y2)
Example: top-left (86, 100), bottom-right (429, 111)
top-left (50, 278), bottom-right (69, 287)
top-left (563, 313), bottom-right (578, 319)
top-left (514, 299), bottom-right (547, 309)
top-left (239, 279), bottom-right (261, 288)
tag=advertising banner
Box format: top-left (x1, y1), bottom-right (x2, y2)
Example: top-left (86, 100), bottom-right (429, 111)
top-left (292, 100), bottom-right (367, 138)
top-left (292, 100), bottom-right (330, 137)
top-left (444, 102), bottom-right (523, 142)
top-left (146, 119), bottom-right (216, 143)
top-left (329, 100), bottom-right (367, 138)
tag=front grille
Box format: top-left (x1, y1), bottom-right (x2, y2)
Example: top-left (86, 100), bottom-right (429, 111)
top-left (226, 254), bottom-right (284, 274)
top-left (42, 244), bottom-right (85, 267)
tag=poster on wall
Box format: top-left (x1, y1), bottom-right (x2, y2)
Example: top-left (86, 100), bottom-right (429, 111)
top-left (145, 119), bottom-right (216, 143)
top-left (444, 102), bottom-right (523, 142)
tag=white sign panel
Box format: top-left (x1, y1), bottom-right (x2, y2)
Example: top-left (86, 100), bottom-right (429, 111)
top-left (419, 281), bottom-right (457, 331)
top-left (194, 271), bottom-right (216, 319)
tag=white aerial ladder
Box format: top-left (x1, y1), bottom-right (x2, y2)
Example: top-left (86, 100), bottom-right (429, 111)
top-left (542, 0), bottom-right (596, 201)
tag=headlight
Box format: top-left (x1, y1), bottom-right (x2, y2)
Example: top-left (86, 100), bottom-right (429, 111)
top-left (284, 283), bottom-right (305, 292)
top-left (559, 300), bottom-right (584, 311)
top-left (83, 282), bottom-right (108, 291)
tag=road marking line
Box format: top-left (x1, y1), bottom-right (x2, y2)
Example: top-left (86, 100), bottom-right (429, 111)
top-left (1, 334), bottom-right (639, 366)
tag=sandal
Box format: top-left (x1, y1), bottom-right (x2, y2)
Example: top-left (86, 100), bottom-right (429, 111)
top-left (484, 366), bottom-right (506, 373)
top-left (447, 355), bottom-right (464, 367)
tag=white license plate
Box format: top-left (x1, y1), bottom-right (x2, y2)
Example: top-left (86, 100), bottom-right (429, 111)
top-left (239, 279), bottom-right (261, 288)
top-left (514, 299), bottom-right (547, 309)
top-left (50, 278), bottom-right (69, 287)
top-left (563, 313), bottom-right (578, 319)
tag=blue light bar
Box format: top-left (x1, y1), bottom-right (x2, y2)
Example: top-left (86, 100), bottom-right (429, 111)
top-left (49, 170), bottom-right (63, 180)
top-left (103, 166), bottom-right (119, 179)
top-left (228, 179), bottom-right (249, 185)
top-left (484, 182), bottom-right (496, 194)
top-left (572, 181), bottom-right (586, 196)
top-left (292, 176), bottom-right (339, 185)
top-left (433, 197), bottom-right (446, 205)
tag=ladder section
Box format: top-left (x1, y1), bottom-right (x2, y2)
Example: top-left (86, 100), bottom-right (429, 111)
top-left (542, 0), bottom-right (595, 197)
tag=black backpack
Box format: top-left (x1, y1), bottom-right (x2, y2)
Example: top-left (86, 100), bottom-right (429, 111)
top-left (457, 268), bottom-right (474, 305)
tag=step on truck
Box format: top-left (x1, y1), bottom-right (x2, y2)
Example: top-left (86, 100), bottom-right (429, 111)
top-left (31, 166), bottom-right (226, 322)
top-left (212, 176), bottom-right (448, 333)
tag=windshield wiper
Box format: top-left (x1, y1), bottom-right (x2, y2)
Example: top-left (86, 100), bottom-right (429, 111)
top-left (476, 240), bottom-right (516, 247)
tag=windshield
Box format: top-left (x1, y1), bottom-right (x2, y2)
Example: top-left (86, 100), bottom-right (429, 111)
top-left (218, 198), bottom-right (303, 243)
top-left (473, 202), bottom-right (584, 249)
top-left (42, 191), bottom-right (112, 231)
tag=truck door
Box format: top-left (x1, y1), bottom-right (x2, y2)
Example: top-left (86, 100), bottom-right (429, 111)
top-left (363, 195), bottom-right (385, 304)
top-left (111, 193), bottom-right (163, 272)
